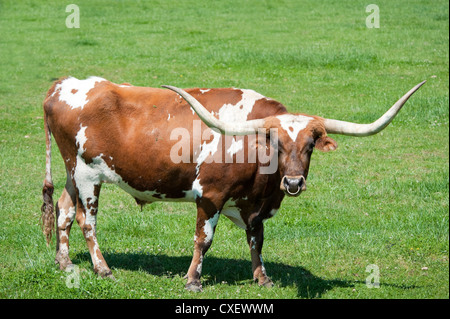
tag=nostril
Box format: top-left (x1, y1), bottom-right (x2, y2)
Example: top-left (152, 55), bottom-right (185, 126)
top-left (298, 176), bottom-right (306, 191)
top-left (283, 177), bottom-right (290, 190)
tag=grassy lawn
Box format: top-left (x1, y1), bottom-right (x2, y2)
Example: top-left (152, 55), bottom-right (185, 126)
top-left (0, 0), bottom-right (448, 299)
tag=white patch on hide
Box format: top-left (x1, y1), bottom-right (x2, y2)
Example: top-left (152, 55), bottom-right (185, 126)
top-left (203, 212), bottom-right (220, 244)
top-left (221, 199), bottom-right (247, 229)
top-left (227, 137), bottom-right (243, 156)
top-left (53, 76), bottom-right (106, 110)
top-left (276, 114), bottom-right (313, 142)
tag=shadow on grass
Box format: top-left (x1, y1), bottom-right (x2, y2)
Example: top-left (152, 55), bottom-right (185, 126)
top-left (73, 251), bottom-right (353, 298)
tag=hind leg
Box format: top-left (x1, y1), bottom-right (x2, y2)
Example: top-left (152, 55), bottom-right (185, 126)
top-left (75, 183), bottom-right (113, 278)
top-left (185, 198), bottom-right (221, 292)
top-left (55, 171), bottom-right (77, 270)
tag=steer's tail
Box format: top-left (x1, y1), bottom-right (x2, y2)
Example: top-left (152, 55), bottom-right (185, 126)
top-left (41, 108), bottom-right (55, 246)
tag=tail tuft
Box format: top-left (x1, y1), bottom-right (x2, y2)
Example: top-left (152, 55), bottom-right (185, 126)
top-left (41, 181), bottom-right (55, 246)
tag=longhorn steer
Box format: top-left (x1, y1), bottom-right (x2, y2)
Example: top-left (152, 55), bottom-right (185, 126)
top-left (41, 76), bottom-right (425, 291)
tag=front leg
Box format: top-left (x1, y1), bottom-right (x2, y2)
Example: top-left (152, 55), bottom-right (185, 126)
top-left (185, 198), bottom-right (220, 292)
top-left (246, 224), bottom-right (273, 287)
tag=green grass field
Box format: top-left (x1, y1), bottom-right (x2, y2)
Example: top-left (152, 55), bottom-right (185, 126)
top-left (0, 0), bottom-right (448, 299)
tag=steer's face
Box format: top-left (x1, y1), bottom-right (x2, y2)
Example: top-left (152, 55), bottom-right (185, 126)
top-left (273, 114), bottom-right (338, 196)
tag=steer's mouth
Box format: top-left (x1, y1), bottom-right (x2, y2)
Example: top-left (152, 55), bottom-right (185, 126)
top-left (280, 175), bottom-right (306, 197)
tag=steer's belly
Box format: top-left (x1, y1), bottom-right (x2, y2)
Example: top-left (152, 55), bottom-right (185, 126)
top-left (116, 179), bottom-right (198, 204)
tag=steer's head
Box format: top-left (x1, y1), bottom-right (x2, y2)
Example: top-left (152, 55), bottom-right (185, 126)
top-left (269, 114), bottom-right (337, 196)
top-left (162, 81), bottom-right (425, 197)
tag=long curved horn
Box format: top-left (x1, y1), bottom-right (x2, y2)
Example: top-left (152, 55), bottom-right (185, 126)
top-left (323, 81), bottom-right (426, 136)
top-left (162, 85), bottom-right (266, 135)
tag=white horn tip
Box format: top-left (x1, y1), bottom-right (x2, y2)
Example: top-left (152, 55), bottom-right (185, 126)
top-left (416, 80), bottom-right (427, 88)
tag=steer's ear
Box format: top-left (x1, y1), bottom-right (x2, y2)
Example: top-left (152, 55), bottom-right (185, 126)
top-left (315, 135), bottom-right (337, 152)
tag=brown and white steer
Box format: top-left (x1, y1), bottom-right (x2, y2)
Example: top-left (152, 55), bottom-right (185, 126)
top-left (41, 76), bottom-right (425, 291)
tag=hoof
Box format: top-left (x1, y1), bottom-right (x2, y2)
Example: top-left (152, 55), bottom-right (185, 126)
top-left (185, 281), bottom-right (203, 292)
top-left (64, 263), bottom-right (77, 272)
top-left (96, 268), bottom-right (115, 280)
top-left (105, 273), bottom-right (116, 281)
top-left (257, 276), bottom-right (274, 288)
top-left (55, 254), bottom-right (73, 271)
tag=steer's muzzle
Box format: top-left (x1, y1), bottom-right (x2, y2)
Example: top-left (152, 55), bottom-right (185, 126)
top-left (281, 175), bottom-right (306, 197)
